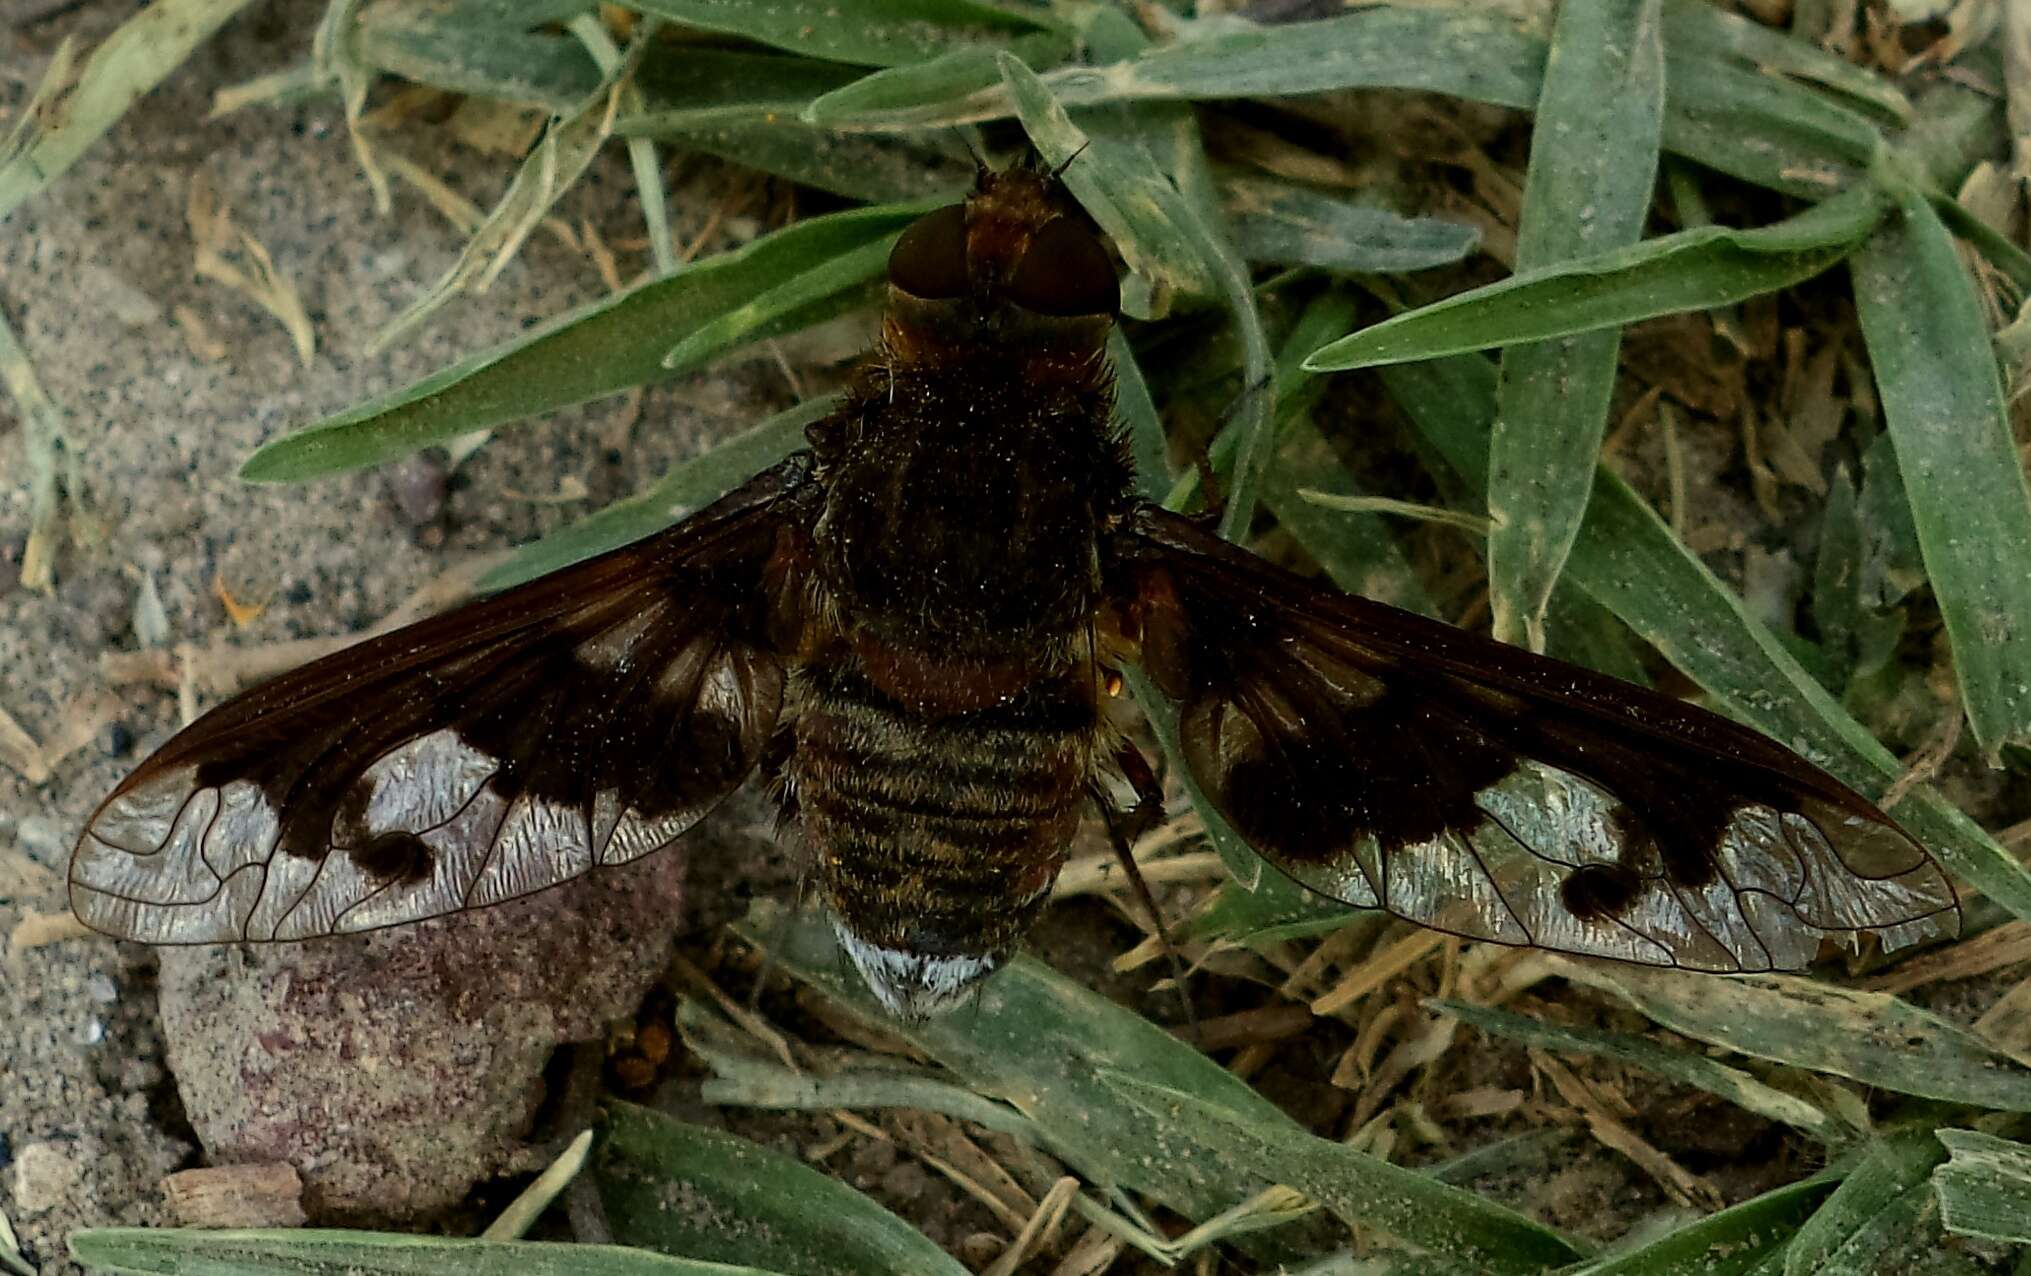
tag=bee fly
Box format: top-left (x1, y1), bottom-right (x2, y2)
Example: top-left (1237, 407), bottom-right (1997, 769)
top-left (72, 163), bottom-right (1959, 1019)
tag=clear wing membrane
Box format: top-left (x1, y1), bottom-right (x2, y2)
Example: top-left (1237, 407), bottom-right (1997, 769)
top-left (71, 459), bottom-right (815, 943)
top-left (1123, 510), bottom-right (1959, 972)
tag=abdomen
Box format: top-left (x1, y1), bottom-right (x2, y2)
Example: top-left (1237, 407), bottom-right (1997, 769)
top-left (788, 656), bottom-right (1097, 1018)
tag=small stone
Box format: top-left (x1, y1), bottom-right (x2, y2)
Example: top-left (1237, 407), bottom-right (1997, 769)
top-left (163, 1164), bottom-right (307, 1229)
top-left (13, 816), bottom-right (63, 866)
top-left (386, 453), bottom-right (448, 527)
top-left (13, 1141), bottom-right (85, 1215)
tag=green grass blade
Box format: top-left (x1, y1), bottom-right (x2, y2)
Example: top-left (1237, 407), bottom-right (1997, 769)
top-left (1557, 962), bottom-right (2031, 1110)
top-left (1933, 1128), bottom-right (2031, 1244)
top-left (1262, 289), bottom-right (1434, 614)
top-left (239, 203), bottom-right (927, 482)
top-left (1486, 0), bottom-right (1664, 650)
top-left (663, 237), bottom-right (893, 373)
top-left (1112, 317), bottom-right (1277, 898)
top-left (478, 397), bottom-right (829, 590)
top-left (1812, 468), bottom-right (1865, 694)
top-left (636, 123), bottom-right (973, 204)
top-left (1146, 340), bottom-right (1352, 893)
top-left (0, 0), bottom-right (255, 221)
top-left (1659, 51), bottom-right (1880, 197)
top-left (1427, 1129), bottom-right (1575, 1187)
top-left (626, 0), bottom-right (1055, 68)
top-left (1222, 173), bottom-right (1481, 273)
top-left (808, 10), bottom-right (1880, 199)
top-left (1379, 351), bottom-right (2031, 930)
top-left (354, 4), bottom-right (599, 111)
top-left (1433, 999), bottom-right (1842, 1142)
top-left (683, 1013), bottom-right (1042, 1143)
top-left (802, 38), bottom-right (1071, 125)
top-left (1785, 1127), bottom-right (1946, 1275)
top-left (1659, 0), bottom-right (1907, 123)
top-left (1569, 1177), bottom-right (1832, 1275)
top-left (625, 48), bottom-right (864, 131)
top-left (1305, 188), bottom-right (1885, 371)
top-left (1102, 1075), bottom-right (1585, 1274)
top-left (597, 1104), bottom-right (968, 1276)
top-left (1928, 185), bottom-right (2031, 295)
top-left (1065, 10), bottom-right (1550, 111)
top-left (1851, 182), bottom-right (2031, 762)
top-left (734, 902), bottom-right (1307, 1234)
top-left (1268, 417), bottom-right (1435, 615)
top-left (68, 1229), bottom-right (789, 1275)
top-left (1110, 329), bottom-right (1172, 496)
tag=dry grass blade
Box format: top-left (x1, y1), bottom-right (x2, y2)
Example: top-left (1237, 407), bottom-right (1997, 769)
top-left (1533, 1052), bottom-right (1723, 1210)
top-left (0, 691), bottom-right (118, 785)
top-left (186, 174), bottom-right (315, 368)
top-left (1862, 920), bottom-right (2031, 994)
top-left (1311, 931), bottom-right (1445, 1018)
top-left (9, 910), bottom-right (93, 951)
top-left (482, 1130), bottom-right (593, 1240)
top-left (0, 299), bottom-right (74, 592)
top-left (983, 1175), bottom-right (1079, 1276)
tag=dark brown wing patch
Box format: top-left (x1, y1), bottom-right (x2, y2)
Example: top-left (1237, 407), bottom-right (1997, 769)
top-left (1118, 508), bottom-right (1959, 971)
top-left (70, 458), bottom-right (818, 944)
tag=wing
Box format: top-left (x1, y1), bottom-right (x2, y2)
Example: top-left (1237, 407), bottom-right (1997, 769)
top-left (71, 456), bottom-right (820, 944)
top-left (1114, 508), bottom-right (1960, 972)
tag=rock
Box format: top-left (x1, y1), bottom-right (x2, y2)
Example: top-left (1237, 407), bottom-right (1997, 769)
top-left (158, 853), bottom-right (685, 1222)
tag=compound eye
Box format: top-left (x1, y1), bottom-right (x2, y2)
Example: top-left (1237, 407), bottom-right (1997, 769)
top-left (1005, 217), bottom-right (1118, 317)
top-left (888, 203), bottom-right (970, 300)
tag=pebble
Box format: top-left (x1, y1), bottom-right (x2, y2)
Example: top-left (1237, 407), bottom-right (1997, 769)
top-left (387, 453), bottom-right (448, 527)
top-left (12, 1141), bottom-right (84, 1215)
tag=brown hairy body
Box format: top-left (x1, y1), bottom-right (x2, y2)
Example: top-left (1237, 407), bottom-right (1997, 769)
top-left (787, 214), bottom-right (1135, 1013)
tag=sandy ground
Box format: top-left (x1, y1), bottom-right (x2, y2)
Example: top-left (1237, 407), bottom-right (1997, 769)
top-left (0, 4), bottom-right (801, 1267)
